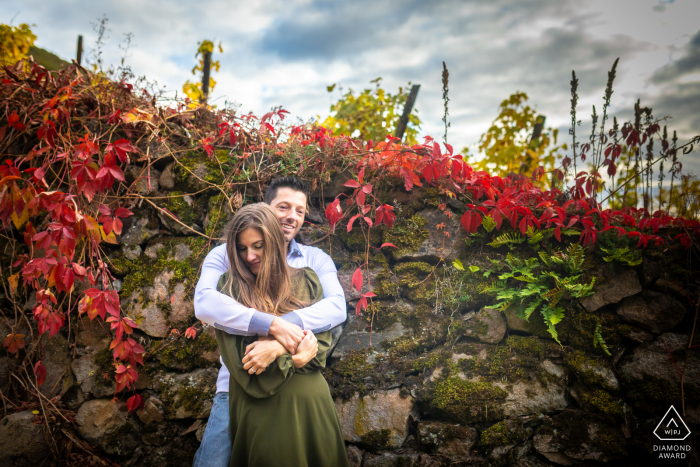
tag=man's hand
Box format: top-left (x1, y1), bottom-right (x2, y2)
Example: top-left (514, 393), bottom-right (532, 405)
top-left (292, 331), bottom-right (318, 369)
top-left (269, 317), bottom-right (304, 355)
top-left (242, 339), bottom-right (287, 375)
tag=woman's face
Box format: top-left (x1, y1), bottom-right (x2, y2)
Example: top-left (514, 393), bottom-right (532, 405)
top-left (237, 228), bottom-right (264, 275)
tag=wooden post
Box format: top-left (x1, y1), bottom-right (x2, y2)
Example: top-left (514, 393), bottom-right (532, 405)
top-left (395, 84), bottom-right (420, 141)
top-left (529, 115), bottom-right (546, 149)
top-left (521, 114), bottom-right (545, 176)
top-left (201, 51), bottom-right (212, 104)
top-left (76, 35), bottom-right (83, 66)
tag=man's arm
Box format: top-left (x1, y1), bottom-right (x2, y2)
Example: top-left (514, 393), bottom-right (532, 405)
top-left (195, 244), bottom-right (346, 335)
top-left (281, 246), bottom-right (347, 332)
top-left (195, 245), bottom-right (276, 335)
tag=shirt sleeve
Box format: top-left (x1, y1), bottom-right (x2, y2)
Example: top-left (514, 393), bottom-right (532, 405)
top-left (194, 244), bottom-right (275, 336)
top-left (215, 331), bottom-right (295, 398)
top-left (280, 248), bottom-right (347, 332)
top-left (194, 244), bottom-right (348, 335)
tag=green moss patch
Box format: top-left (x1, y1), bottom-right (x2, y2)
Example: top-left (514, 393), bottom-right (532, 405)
top-left (480, 418), bottom-right (530, 447)
top-left (383, 215), bottom-right (429, 258)
top-left (359, 429), bottom-right (392, 452)
top-left (112, 237), bottom-right (207, 300)
top-left (157, 332), bottom-right (219, 371)
top-left (431, 377), bottom-right (507, 423)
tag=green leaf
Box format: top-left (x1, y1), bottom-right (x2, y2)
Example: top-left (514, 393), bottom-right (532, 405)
top-left (469, 265), bottom-right (480, 273)
top-left (593, 321), bottom-right (612, 356)
top-left (452, 259), bottom-right (464, 271)
top-left (487, 233), bottom-right (524, 249)
top-left (482, 215), bottom-right (497, 232)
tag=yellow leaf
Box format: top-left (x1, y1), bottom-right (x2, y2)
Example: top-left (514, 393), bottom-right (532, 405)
top-left (100, 226), bottom-right (118, 244)
top-left (32, 410), bottom-right (40, 415)
top-left (11, 206), bottom-right (29, 229)
top-left (8, 272), bottom-right (19, 294)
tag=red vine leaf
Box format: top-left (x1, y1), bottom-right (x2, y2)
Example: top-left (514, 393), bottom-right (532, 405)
top-left (351, 267), bottom-right (363, 293)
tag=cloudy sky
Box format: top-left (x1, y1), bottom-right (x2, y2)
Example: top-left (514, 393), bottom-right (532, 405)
top-left (2, 0), bottom-right (699, 171)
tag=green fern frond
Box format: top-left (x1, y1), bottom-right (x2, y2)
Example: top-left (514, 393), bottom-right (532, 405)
top-left (599, 247), bottom-right (643, 267)
top-left (560, 228), bottom-right (581, 236)
top-left (480, 280), bottom-right (508, 295)
top-left (519, 299), bottom-right (542, 321)
top-left (482, 215), bottom-right (497, 232)
top-left (593, 321), bottom-right (612, 356)
top-left (565, 243), bottom-right (586, 274)
top-left (488, 233), bottom-right (524, 249)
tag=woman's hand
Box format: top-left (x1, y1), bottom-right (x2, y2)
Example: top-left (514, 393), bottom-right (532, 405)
top-left (292, 331), bottom-right (318, 369)
top-left (243, 338), bottom-right (287, 375)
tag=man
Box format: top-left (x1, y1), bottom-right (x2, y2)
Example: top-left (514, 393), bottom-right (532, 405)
top-left (192, 177), bottom-right (347, 467)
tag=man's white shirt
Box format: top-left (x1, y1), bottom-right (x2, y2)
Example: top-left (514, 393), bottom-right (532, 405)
top-left (194, 240), bottom-right (347, 393)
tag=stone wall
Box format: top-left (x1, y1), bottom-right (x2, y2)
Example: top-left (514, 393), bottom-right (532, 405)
top-left (1, 152), bottom-right (697, 467)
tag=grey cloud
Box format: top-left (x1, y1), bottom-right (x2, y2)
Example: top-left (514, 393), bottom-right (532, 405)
top-left (651, 29), bottom-right (700, 84)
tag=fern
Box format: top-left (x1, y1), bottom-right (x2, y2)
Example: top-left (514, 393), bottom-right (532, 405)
top-left (482, 215), bottom-right (497, 232)
top-left (542, 306), bottom-right (565, 344)
top-left (593, 321), bottom-right (612, 356)
top-left (560, 228), bottom-right (581, 237)
top-left (519, 298), bottom-right (542, 321)
top-left (480, 237), bottom-right (598, 347)
top-left (525, 225), bottom-right (545, 249)
top-left (487, 233), bottom-right (524, 249)
top-left (565, 243), bottom-right (586, 274)
top-left (566, 277), bottom-right (596, 298)
top-left (599, 246), bottom-right (642, 267)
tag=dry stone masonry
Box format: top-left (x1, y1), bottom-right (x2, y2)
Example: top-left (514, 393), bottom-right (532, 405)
top-left (1, 157), bottom-right (697, 467)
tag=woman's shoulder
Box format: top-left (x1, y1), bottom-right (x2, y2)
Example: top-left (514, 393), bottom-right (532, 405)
top-left (290, 267), bottom-right (323, 302)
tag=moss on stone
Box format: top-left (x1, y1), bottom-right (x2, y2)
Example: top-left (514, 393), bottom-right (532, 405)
top-left (115, 237), bottom-right (207, 300)
top-left (557, 305), bottom-right (622, 355)
top-left (564, 349), bottom-right (616, 392)
top-left (580, 388), bottom-right (624, 420)
top-left (173, 149), bottom-right (233, 187)
top-left (362, 301), bottom-right (399, 331)
top-left (480, 419), bottom-right (528, 447)
top-left (338, 224), bottom-right (382, 251)
top-left (394, 262), bottom-right (434, 276)
top-left (411, 352), bottom-right (443, 372)
top-left (372, 268), bottom-right (399, 299)
top-left (159, 373), bottom-right (214, 417)
top-left (383, 215), bottom-right (429, 257)
top-left (359, 429), bottom-right (392, 452)
top-left (157, 332), bottom-right (219, 371)
top-left (506, 336), bottom-right (548, 359)
top-left (396, 264), bottom-right (436, 305)
top-left (455, 337), bottom-right (552, 383)
top-left (431, 377), bottom-right (507, 423)
top-left (164, 191), bottom-right (196, 225)
top-left (326, 349), bottom-right (378, 399)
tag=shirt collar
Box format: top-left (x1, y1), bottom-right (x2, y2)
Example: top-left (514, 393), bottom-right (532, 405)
top-left (287, 239), bottom-right (304, 259)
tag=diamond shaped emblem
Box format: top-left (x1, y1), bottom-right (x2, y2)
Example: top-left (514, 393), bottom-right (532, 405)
top-left (654, 406), bottom-right (691, 441)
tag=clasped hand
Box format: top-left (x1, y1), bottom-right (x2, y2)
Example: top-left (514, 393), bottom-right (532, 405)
top-left (242, 321), bottom-right (318, 375)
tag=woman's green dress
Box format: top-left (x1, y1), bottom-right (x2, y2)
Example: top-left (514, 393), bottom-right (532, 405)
top-left (215, 267), bottom-right (350, 467)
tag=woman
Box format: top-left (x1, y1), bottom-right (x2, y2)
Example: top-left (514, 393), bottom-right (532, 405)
top-left (215, 203), bottom-right (350, 467)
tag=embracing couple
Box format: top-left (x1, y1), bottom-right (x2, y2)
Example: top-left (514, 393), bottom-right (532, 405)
top-left (192, 177), bottom-right (351, 467)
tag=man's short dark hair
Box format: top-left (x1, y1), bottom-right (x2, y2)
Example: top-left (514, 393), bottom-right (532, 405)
top-left (264, 176), bottom-right (310, 204)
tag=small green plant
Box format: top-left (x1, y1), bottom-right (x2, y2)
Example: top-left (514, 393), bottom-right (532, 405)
top-left (481, 245), bottom-right (595, 344)
top-left (599, 246), bottom-right (642, 267)
top-left (593, 320), bottom-right (612, 356)
top-left (487, 232), bottom-right (525, 249)
top-left (482, 215), bottom-right (497, 232)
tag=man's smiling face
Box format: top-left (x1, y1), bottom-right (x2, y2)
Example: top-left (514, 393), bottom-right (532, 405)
top-left (268, 187), bottom-right (306, 244)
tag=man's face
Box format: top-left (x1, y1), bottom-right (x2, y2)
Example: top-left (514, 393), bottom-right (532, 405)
top-left (268, 187), bottom-right (307, 244)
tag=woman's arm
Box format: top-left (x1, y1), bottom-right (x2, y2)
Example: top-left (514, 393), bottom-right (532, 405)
top-left (216, 330), bottom-right (297, 398)
top-left (290, 330), bottom-right (332, 374)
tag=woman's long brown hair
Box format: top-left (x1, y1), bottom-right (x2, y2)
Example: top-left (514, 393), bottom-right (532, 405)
top-left (224, 203), bottom-right (306, 315)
